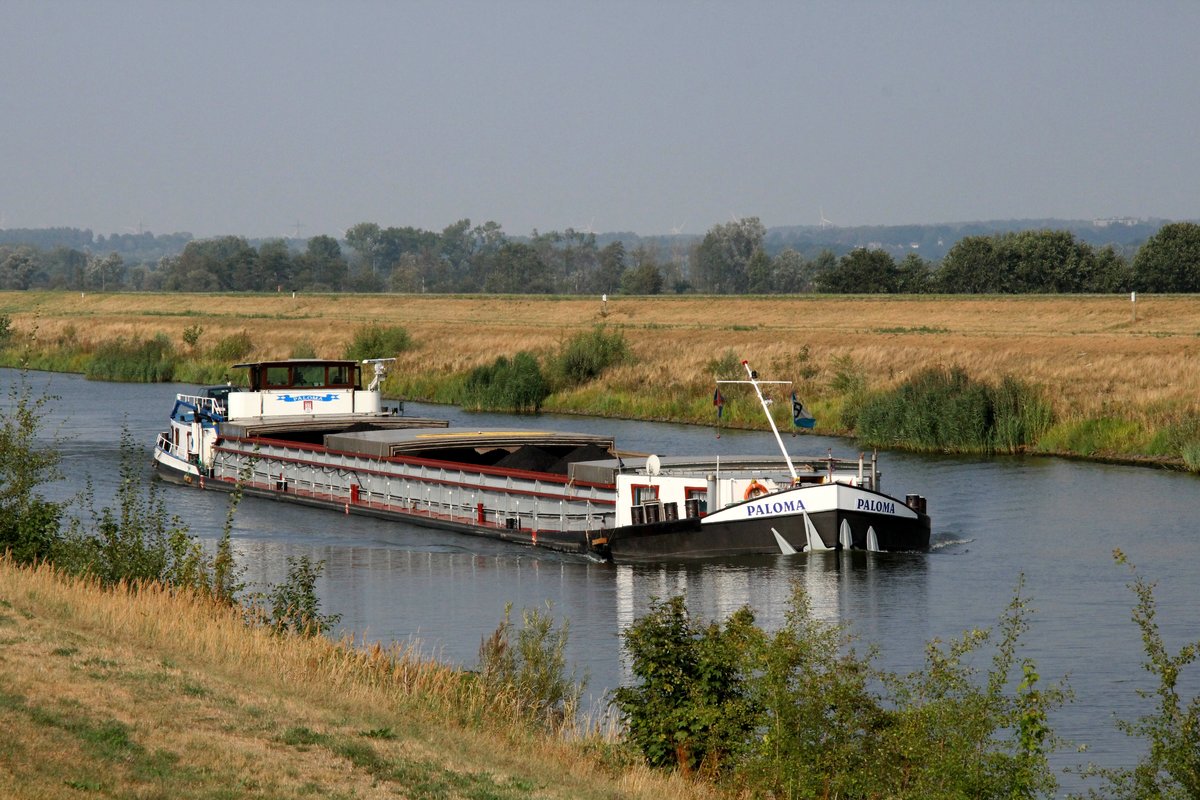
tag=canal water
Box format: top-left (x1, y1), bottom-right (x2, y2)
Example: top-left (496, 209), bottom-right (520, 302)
top-left (7, 367), bottom-right (1199, 790)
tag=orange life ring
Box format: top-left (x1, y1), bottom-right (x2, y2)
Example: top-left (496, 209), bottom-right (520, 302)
top-left (744, 480), bottom-right (768, 500)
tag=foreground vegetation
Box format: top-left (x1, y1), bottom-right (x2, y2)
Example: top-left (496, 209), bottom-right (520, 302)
top-left (4, 369), bottom-right (1199, 797)
top-left (3, 291), bottom-right (1199, 469)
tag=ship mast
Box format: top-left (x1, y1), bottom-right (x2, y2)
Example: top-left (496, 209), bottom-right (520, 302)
top-left (716, 360), bottom-right (798, 481)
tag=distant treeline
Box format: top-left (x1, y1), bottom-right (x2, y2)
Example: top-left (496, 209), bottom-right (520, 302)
top-left (2, 218), bottom-right (1199, 294)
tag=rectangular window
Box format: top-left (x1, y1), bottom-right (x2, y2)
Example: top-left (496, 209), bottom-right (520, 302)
top-left (328, 364), bottom-right (351, 386)
top-left (632, 484), bottom-right (659, 505)
top-left (295, 365), bottom-right (326, 387)
top-left (265, 366), bottom-right (290, 388)
top-left (685, 487), bottom-right (708, 514)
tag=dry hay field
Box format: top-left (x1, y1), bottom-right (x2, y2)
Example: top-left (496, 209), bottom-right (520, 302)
top-left (5, 291), bottom-right (1200, 426)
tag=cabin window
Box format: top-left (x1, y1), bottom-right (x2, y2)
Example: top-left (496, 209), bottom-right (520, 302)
top-left (265, 366), bottom-right (290, 388)
top-left (632, 484), bottom-right (659, 505)
top-left (328, 364), bottom-right (351, 387)
top-left (685, 487), bottom-right (708, 514)
top-left (294, 365), bottom-right (326, 387)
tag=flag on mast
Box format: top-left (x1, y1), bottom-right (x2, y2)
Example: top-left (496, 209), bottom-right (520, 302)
top-left (792, 392), bottom-right (815, 429)
top-left (713, 387), bottom-right (725, 418)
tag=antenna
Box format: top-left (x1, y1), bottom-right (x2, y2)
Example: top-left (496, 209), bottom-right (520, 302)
top-left (361, 357), bottom-right (396, 392)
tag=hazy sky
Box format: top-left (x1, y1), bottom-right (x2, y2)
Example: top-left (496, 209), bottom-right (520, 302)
top-left (3, 1), bottom-right (1198, 239)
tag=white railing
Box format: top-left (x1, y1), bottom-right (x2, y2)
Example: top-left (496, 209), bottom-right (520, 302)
top-left (156, 432), bottom-right (187, 461)
top-left (177, 393), bottom-right (226, 416)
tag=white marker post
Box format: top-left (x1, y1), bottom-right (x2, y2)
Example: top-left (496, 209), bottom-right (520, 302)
top-left (1131, 291), bottom-right (1136, 323)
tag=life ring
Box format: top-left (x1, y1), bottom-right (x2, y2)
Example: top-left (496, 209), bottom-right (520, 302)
top-left (744, 480), bottom-right (768, 500)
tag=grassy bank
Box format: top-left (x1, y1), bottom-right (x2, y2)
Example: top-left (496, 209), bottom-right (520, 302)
top-left (0, 557), bottom-right (711, 800)
top-left (2, 290), bottom-right (1199, 467)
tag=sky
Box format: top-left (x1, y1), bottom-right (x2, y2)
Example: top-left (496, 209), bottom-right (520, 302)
top-left (3, 1), bottom-right (1198, 239)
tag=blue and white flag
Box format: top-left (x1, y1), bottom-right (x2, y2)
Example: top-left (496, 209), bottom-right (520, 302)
top-left (792, 392), bottom-right (815, 429)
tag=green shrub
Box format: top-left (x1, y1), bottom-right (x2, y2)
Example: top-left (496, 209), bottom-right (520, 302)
top-left (85, 334), bottom-right (177, 382)
top-left (615, 584), bottom-right (1063, 797)
top-left (460, 352), bottom-right (549, 413)
top-left (477, 602), bottom-right (585, 731)
top-left (0, 372), bottom-right (64, 565)
top-left (342, 324), bottom-right (412, 362)
top-left (705, 348), bottom-right (743, 381)
top-left (856, 366), bottom-right (1052, 454)
top-left (262, 556), bottom-right (341, 637)
top-left (1087, 552), bottom-right (1200, 798)
top-left (549, 326), bottom-right (630, 389)
top-left (612, 596), bottom-right (759, 776)
top-left (209, 330), bottom-right (253, 362)
top-left (0, 314), bottom-right (12, 348)
top-left (181, 324), bottom-right (203, 350)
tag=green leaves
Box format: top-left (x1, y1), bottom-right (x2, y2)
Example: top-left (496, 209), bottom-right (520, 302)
top-left (615, 582), bottom-right (1065, 798)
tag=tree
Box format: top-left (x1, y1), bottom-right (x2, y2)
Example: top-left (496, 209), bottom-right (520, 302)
top-left (745, 248), bottom-right (773, 293)
top-left (817, 248), bottom-right (899, 293)
top-left (0, 248), bottom-right (38, 290)
top-left (694, 217), bottom-right (766, 293)
top-left (619, 261), bottom-right (664, 295)
top-left (896, 252), bottom-right (933, 293)
top-left (257, 239), bottom-right (294, 291)
top-left (297, 235), bottom-right (346, 290)
top-left (595, 240), bottom-right (626, 293)
top-left (937, 235), bottom-right (1005, 293)
top-left (481, 242), bottom-right (552, 294)
top-left (1133, 222), bottom-right (1200, 292)
top-left (344, 222), bottom-right (382, 275)
top-left (772, 249), bottom-right (810, 293)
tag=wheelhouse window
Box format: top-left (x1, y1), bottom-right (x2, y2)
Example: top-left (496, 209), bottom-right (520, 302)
top-left (327, 364), bottom-right (352, 387)
top-left (265, 366), bottom-right (290, 388)
top-left (294, 364), bottom-right (326, 387)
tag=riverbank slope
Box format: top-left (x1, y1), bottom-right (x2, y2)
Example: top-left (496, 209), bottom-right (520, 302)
top-left (0, 557), bottom-right (711, 800)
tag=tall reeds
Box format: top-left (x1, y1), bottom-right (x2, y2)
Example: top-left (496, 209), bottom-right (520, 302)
top-left (855, 366), bottom-right (1053, 454)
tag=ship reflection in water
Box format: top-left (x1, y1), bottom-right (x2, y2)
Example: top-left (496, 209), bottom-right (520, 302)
top-left (230, 532), bottom-right (929, 696)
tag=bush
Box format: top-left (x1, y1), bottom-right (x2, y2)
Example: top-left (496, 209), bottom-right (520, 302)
top-left (856, 366), bottom-right (1052, 454)
top-left (209, 330), bottom-right (253, 362)
top-left (1086, 551), bottom-right (1200, 798)
top-left (460, 352), bottom-right (549, 413)
top-left (615, 584), bottom-right (1063, 797)
top-left (612, 596), bottom-right (759, 776)
top-left (705, 348), bottom-right (742, 381)
top-left (477, 602), bottom-right (585, 731)
top-left (343, 324), bottom-right (412, 362)
top-left (262, 555), bottom-right (341, 637)
top-left (85, 334), bottom-right (177, 382)
top-left (549, 326), bottom-right (630, 389)
top-left (181, 324), bottom-right (203, 350)
top-left (0, 372), bottom-right (64, 564)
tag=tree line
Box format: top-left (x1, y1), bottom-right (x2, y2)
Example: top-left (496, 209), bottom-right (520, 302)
top-left (3, 218), bottom-right (1199, 294)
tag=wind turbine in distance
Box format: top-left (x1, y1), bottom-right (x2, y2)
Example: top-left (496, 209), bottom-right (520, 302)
top-left (819, 208), bottom-right (835, 229)
top-left (669, 223), bottom-right (686, 235)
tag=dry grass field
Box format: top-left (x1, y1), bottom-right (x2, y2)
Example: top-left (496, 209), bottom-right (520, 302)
top-left (4, 291), bottom-right (1199, 451)
top-left (0, 557), bottom-right (715, 800)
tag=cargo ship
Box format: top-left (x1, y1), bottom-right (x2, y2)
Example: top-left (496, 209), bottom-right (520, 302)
top-left (152, 358), bottom-right (930, 561)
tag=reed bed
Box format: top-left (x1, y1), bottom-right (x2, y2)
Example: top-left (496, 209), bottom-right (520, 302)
top-left (0, 556), bottom-right (717, 799)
